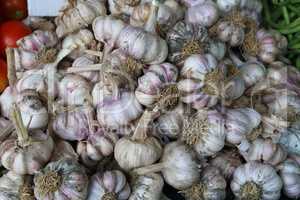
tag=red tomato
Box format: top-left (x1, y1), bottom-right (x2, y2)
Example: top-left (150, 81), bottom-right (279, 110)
top-left (0, 21), bottom-right (31, 55)
top-left (0, 59), bottom-right (8, 92)
top-left (0, 0), bottom-right (28, 20)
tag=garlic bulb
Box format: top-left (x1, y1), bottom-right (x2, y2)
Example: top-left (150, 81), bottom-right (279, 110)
top-left (225, 108), bottom-right (261, 145)
top-left (87, 170), bottom-right (131, 200)
top-left (180, 166), bottom-right (226, 200)
top-left (185, 1), bottom-right (219, 27)
top-left (135, 62), bottom-right (178, 107)
top-left (129, 173), bottom-right (164, 200)
top-left (243, 29), bottom-right (279, 64)
top-left (93, 82), bottom-right (143, 129)
top-left (34, 159), bottom-right (88, 200)
top-left (239, 61), bottom-right (266, 88)
top-left (14, 30), bottom-right (58, 70)
top-left (179, 54), bottom-right (244, 109)
top-left (0, 104), bottom-right (54, 175)
top-left (133, 141), bottom-right (200, 190)
top-left (58, 74), bottom-right (92, 106)
top-left (231, 162), bottom-right (282, 200)
top-left (93, 16), bottom-right (168, 64)
top-left (239, 138), bottom-right (287, 166)
top-left (77, 127), bottom-right (119, 166)
top-left (277, 159), bottom-right (300, 199)
top-left (51, 140), bottom-right (78, 162)
top-left (278, 122), bottom-right (300, 156)
top-left (216, 0), bottom-right (240, 13)
top-left (71, 55), bottom-right (99, 82)
top-left (55, 0), bottom-right (106, 38)
top-left (210, 150), bottom-right (242, 179)
top-left (0, 87), bottom-right (15, 118)
top-left (130, 0), bottom-right (184, 36)
top-left (53, 105), bottom-right (90, 141)
top-left (0, 172), bottom-right (34, 200)
top-left (181, 110), bottom-right (225, 157)
top-left (166, 21), bottom-right (209, 65)
top-left (114, 109), bottom-right (162, 171)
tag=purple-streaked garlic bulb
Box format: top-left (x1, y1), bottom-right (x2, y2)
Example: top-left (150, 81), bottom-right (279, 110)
top-left (210, 149), bottom-right (242, 179)
top-left (0, 117), bottom-right (14, 143)
top-left (34, 159), bottom-right (88, 200)
top-left (14, 30), bottom-right (58, 70)
top-left (277, 159), bottom-right (300, 199)
top-left (53, 105), bottom-right (91, 141)
top-left (239, 61), bottom-right (266, 88)
top-left (133, 141), bottom-right (200, 190)
top-left (58, 74), bottom-right (92, 106)
top-left (55, 0), bottom-right (106, 38)
top-left (185, 1), bottom-right (219, 27)
top-left (77, 127), bottom-right (119, 166)
top-left (114, 109), bottom-right (162, 171)
top-left (231, 162), bottom-right (282, 200)
top-left (0, 172), bottom-right (34, 200)
top-left (130, 0), bottom-right (184, 36)
top-left (225, 108), bottom-right (261, 145)
top-left (243, 29), bottom-right (280, 64)
top-left (135, 62), bottom-right (178, 107)
top-left (87, 170), bottom-right (131, 200)
top-left (93, 82), bottom-right (143, 129)
top-left (129, 173), bottom-right (164, 200)
top-left (0, 104), bottom-right (54, 175)
top-left (71, 55), bottom-right (99, 82)
top-left (239, 138), bottom-right (287, 166)
top-left (181, 110), bottom-right (225, 157)
top-left (180, 166), bottom-right (227, 200)
top-left (178, 54), bottom-right (244, 109)
top-left (93, 16), bottom-right (168, 64)
top-left (50, 140), bottom-right (78, 162)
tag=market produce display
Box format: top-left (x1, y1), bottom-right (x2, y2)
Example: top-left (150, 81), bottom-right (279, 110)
top-left (0, 0), bottom-right (299, 199)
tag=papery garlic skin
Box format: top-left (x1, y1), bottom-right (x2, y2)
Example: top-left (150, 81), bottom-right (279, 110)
top-left (278, 123), bottom-right (300, 156)
top-left (93, 83), bottom-right (143, 128)
top-left (62, 29), bottom-right (94, 51)
top-left (0, 171), bottom-right (32, 200)
top-left (53, 106), bottom-right (90, 141)
top-left (225, 108), bottom-right (261, 145)
top-left (0, 130), bottom-right (54, 175)
top-left (51, 140), bottom-right (78, 162)
top-left (87, 170), bottom-right (131, 200)
top-left (58, 75), bottom-right (92, 106)
top-left (34, 159), bottom-right (88, 200)
top-left (210, 150), bottom-right (242, 179)
top-left (129, 173), bottom-right (164, 200)
top-left (108, 0), bottom-right (146, 16)
top-left (72, 55), bottom-right (99, 82)
top-left (239, 61), bottom-right (266, 87)
top-left (231, 162), bottom-right (282, 200)
top-left (217, 0), bottom-right (240, 13)
top-left (277, 159), bottom-right (300, 199)
top-left (0, 87), bottom-right (15, 119)
top-left (0, 118), bottom-right (14, 143)
top-left (215, 21), bottom-right (245, 46)
top-left (55, 0), bottom-right (106, 38)
top-left (135, 62), bottom-right (178, 107)
top-left (23, 16), bottom-right (55, 31)
top-left (77, 128), bottom-right (119, 166)
top-left (240, 138), bottom-right (287, 166)
top-left (185, 1), bottom-right (219, 27)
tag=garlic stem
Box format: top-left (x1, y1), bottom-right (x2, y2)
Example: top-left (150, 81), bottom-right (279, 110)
top-left (5, 48), bottom-right (17, 87)
top-left (133, 162), bottom-right (165, 175)
top-left (66, 64), bottom-right (104, 73)
top-left (144, 0), bottom-right (160, 33)
top-left (84, 50), bottom-right (103, 57)
top-left (11, 104), bottom-right (31, 147)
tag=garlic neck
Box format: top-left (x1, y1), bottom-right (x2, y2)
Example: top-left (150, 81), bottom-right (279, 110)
top-left (240, 181), bottom-right (262, 200)
top-left (133, 162), bottom-right (165, 175)
top-left (11, 104), bottom-right (31, 148)
top-left (36, 171), bottom-right (62, 197)
top-left (102, 192), bottom-right (117, 200)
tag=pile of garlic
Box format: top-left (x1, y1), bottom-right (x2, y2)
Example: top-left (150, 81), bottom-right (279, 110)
top-left (0, 0), bottom-right (299, 199)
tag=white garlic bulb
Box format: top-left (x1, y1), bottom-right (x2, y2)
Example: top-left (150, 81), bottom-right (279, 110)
top-left (135, 62), bottom-right (178, 107)
top-left (185, 1), bottom-right (219, 27)
top-left (217, 0), bottom-right (240, 13)
top-left (133, 141), bottom-right (200, 190)
top-left (181, 110), bottom-right (225, 157)
top-left (58, 74), bottom-right (92, 106)
top-left (225, 108), bottom-right (261, 145)
top-left (231, 162), bottom-right (283, 200)
top-left (239, 61), bottom-right (266, 88)
top-left (129, 173), bottom-right (164, 200)
top-left (239, 138), bottom-right (287, 166)
top-left (88, 170), bottom-right (131, 200)
top-left (71, 55), bottom-right (99, 82)
top-left (210, 150), bottom-right (242, 179)
top-left (114, 109), bottom-right (162, 171)
top-left (0, 172), bottom-right (34, 200)
top-left (180, 166), bottom-right (227, 200)
top-left (277, 159), bottom-right (300, 199)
